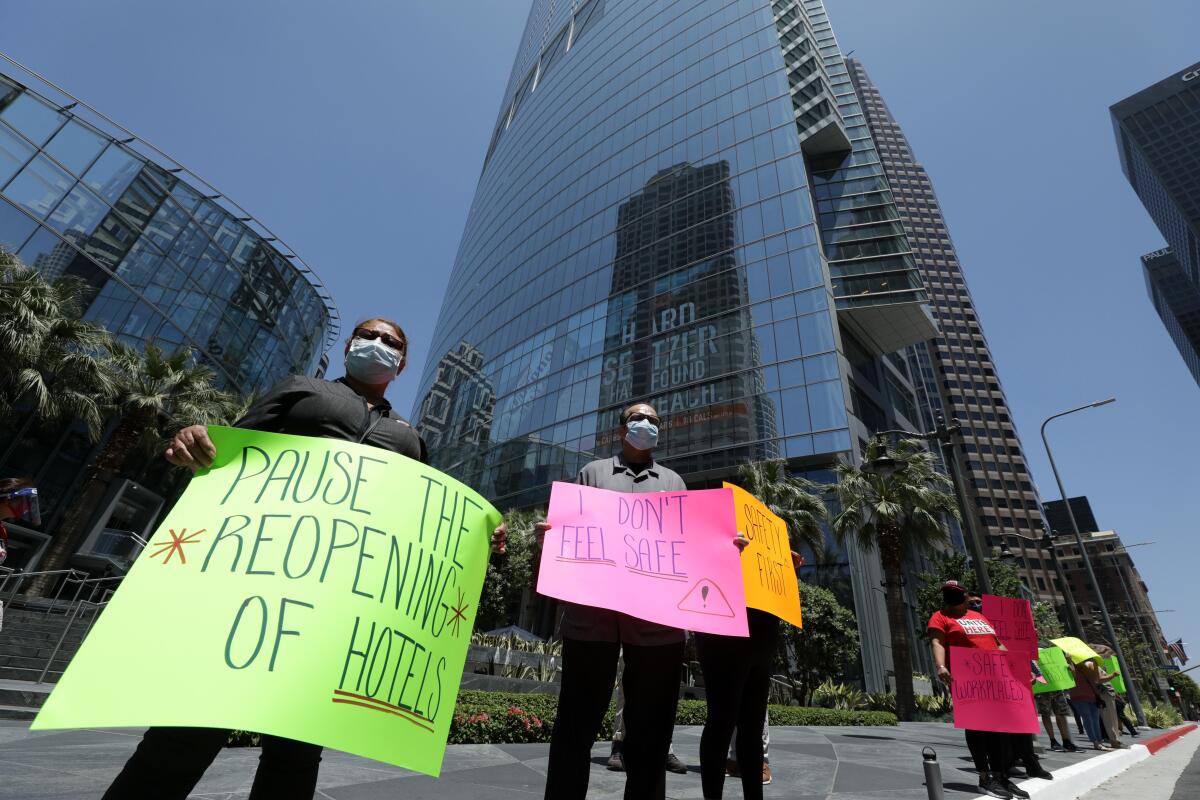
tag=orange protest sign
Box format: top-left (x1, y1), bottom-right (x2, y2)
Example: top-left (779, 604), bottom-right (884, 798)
top-left (723, 483), bottom-right (802, 627)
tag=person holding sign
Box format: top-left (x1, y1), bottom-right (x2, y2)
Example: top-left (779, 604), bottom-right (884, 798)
top-left (1066, 656), bottom-right (1116, 750)
top-left (1091, 644), bottom-right (1127, 749)
top-left (1033, 642), bottom-right (1079, 752)
top-left (102, 318), bottom-right (508, 800)
top-left (928, 581), bottom-right (1027, 800)
top-left (0, 477), bottom-right (39, 632)
top-left (697, 546), bottom-right (802, 800)
top-left (535, 402), bottom-right (693, 800)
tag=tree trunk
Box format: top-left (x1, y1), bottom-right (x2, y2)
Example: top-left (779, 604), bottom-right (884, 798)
top-left (29, 411), bottom-right (149, 595)
top-left (881, 528), bottom-right (916, 721)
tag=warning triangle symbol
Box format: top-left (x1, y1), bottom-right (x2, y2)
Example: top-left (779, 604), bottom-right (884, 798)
top-left (677, 578), bottom-right (735, 618)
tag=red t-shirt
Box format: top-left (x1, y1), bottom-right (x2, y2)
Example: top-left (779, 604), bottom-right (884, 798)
top-left (927, 609), bottom-right (1002, 651)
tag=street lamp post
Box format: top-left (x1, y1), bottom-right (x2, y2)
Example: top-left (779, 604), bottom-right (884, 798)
top-left (1042, 530), bottom-right (1085, 637)
top-left (868, 414), bottom-right (992, 595)
top-left (1040, 398), bottom-right (1146, 727)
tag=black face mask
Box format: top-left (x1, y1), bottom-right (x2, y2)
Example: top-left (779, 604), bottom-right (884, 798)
top-left (968, 600), bottom-right (983, 612)
top-left (943, 590), bottom-right (966, 607)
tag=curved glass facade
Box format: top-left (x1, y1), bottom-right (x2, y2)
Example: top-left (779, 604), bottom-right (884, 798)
top-left (0, 60), bottom-right (335, 562)
top-left (418, 0), bottom-right (860, 509)
top-left (0, 66), bottom-right (336, 393)
top-left (417, 0), bottom-right (946, 691)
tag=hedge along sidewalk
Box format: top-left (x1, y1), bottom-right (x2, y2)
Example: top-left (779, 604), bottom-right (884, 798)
top-left (449, 691), bottom-right (897, 745)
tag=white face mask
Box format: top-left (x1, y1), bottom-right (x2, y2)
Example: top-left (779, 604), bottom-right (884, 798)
top-left (345, 337), bottom-right (402, 384)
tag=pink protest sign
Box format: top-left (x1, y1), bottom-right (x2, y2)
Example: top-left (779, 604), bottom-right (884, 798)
top-left (950, 647), bottom-right (1040, 734)
top-left (537, 481), bottom-right (748, 636)
top-left (982, 594), bottom-right (1037, 655)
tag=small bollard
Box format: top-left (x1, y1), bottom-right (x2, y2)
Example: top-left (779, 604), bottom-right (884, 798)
top-left (923, 746), bottom-right (944, 800)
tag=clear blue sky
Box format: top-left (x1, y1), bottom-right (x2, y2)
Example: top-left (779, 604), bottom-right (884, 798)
top-left (4, 1), bottom-right (1196, 671)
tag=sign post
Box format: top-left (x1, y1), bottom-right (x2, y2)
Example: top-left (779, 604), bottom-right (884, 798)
top-left (32, 426), bottom-right (500, 776)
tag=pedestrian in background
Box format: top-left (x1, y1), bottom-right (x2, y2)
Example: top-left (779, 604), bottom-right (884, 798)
top-left (0, 477), bottom-right (40, 632)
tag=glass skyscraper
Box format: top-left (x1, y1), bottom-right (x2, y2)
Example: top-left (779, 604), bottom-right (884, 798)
top-left (0, 58), bottom-right (336, 571)
top-left (1113, 60), bottom-right (1200, 388)
top-left (417, 0), bottom-right (943, 689)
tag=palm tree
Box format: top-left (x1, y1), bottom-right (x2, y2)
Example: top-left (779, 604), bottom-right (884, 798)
top-left (0, 249), bottom-right (115, 440)
top-left (831, 437), bottom-right (960, 721)
top-left (36, 342), bottom-right (242, 581)
top-left (731, 459), bottom-right (827, 558)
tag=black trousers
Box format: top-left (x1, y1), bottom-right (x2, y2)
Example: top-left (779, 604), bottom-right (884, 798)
top-left (1010, 733), bottom-right (1042, 771)
top-left (102, 726), bottom-right (322, 800)
top-left (696, 612), bottom-right (778, 800)
top-left (545, 637), bottom-right (684, 800)
top-left (964, 729), bottom-right (1010, 776)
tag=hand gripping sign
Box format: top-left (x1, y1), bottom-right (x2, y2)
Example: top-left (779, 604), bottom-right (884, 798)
top-left (32, 427), bottom-right (501, 776)
top-left (537, 482), bottom-right (748, 636)
top-left (950, 647), bottom-right (1040, 734)
top-left (723, 482), bottom-right (802, 627)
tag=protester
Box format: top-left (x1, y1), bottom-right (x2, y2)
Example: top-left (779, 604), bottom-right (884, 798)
top-left (1066, 656), bottom-right (1116, 751)
top-left (698, 542), bottom-right (801, 800)
top-left (0, 477), bottom-right (40, 632)
top-left (1114, 694), bottom-right (1139, 737)
top-left (101, 318), bottom-right (507, 800)
top-left (1032, 641), bottom-right (1078, 752)
top-left (1010, 654), bottom-right (1053, 780)
top-left (928, 581), bottom-right (1026, 800)
top-left (536, 402), bottom-right (713, 800)
top-left (607, 651), bottom-right (688, 774)
top-left (1091, 644), bottom-right (1127, 749)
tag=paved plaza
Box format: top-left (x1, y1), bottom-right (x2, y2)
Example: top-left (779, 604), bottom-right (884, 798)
top-left (0, 721), bottom-right (1110, 800)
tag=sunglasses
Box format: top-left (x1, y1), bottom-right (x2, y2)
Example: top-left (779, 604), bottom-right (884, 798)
top-left (625, 412), bottom-right (661, 426)
top-left (353, 327), bottom-right (406, 353)
top-left (2, 487), bottom-right (41, 526)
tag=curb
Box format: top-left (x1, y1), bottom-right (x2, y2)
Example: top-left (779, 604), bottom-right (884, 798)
top-left (1024, 724), bottom-right (1197, 800)
top-left (1143, 722), bottom-right (1197, 754)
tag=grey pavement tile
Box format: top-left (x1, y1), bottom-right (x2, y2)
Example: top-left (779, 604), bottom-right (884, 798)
top-left (833, 761), bottom-right (929, 794)
top-left (766, 741), bottom-right (837, 759)
top-left (324, 762), bottom-right (548, 799)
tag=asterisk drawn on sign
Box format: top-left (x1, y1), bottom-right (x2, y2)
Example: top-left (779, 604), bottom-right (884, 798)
top-left (448, 587), bottom-right (470, 638)
top-left (149, 528), bottom-right (205, 565)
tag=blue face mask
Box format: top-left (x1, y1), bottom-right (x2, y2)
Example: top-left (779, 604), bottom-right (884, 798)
top-left (624, 419), bottom-right (659, 451)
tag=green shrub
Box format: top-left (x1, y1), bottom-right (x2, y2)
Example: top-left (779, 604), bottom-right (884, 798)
top-left (865, 692), bottom-right (896, 713)
top-left (1143, 703), bottom-right (1184, 729)
top-left (811, 679), bottom-right (867, 710)
top-left (915, 693), bottom-right (952, 716)
top-left (226, 730), bottom-right (262, 747)
top-left (448, 691), bottom-right (896, 744)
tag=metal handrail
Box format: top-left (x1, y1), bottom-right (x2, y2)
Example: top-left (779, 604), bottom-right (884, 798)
top-left (0, 568), bottom-right (88, 607)
top-left (36, 597), bottom-right (106, 683)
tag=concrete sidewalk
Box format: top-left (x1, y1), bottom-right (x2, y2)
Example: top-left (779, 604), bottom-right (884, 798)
top-left (0, 720), bottom-right (1120, 800)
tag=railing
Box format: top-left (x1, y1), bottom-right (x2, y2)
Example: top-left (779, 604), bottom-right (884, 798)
top-left (36, 595), bottom-right (110, 684)
top-left (0, 567), bottom-right (90, 610)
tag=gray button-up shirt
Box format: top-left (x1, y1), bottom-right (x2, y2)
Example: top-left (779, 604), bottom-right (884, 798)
top-left (556, 454), bottom-right (688, 646)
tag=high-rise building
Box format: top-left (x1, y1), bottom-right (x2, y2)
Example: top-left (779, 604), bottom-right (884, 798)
top-left (416, 0), bottom-right (945, 689)
top-left (1140, 247), bottom-right (1200, 386)
top-left (1043, 496), bottom-right (1101, 536)
top-left (845, 58), bottom-right (1064, 603)
top-left (1051, 530), bottom-right (1169, 670)
top-left (1112, 61), bottom-right (1200, 387)
top-left (0, 59), bottom-right (336, 572)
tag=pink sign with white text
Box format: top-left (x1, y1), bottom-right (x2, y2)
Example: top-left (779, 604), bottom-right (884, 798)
top-left (950, 647), bottom-right (1040, 734)
top-left (537, 482), bottom-right (748, 637)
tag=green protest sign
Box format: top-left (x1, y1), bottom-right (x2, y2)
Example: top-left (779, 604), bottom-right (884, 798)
top-left (1033, 647), bottom-right (1076, 694)
top-left (32, 426), bottom-right (500, 776)
top-left (1103, 656), bottom-right (1127, 694)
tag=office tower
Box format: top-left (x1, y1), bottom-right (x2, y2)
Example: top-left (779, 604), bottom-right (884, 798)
top-left (1113, 61), bottom-right (1200, 387)
top-left (417, 0), bottom-right (943, 689)
top-left (845, 58), bottom-right (1064, 603)
top-left (1141, 247), bottom-right (1200, 385)
top-left (0, 60), bottom-right (335, 571)
top-left (1043, 496), bottom-right (1101, 536)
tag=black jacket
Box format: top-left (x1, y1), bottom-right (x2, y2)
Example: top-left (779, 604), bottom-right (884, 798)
top-left (235, 376), bottom-right (427, 463)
